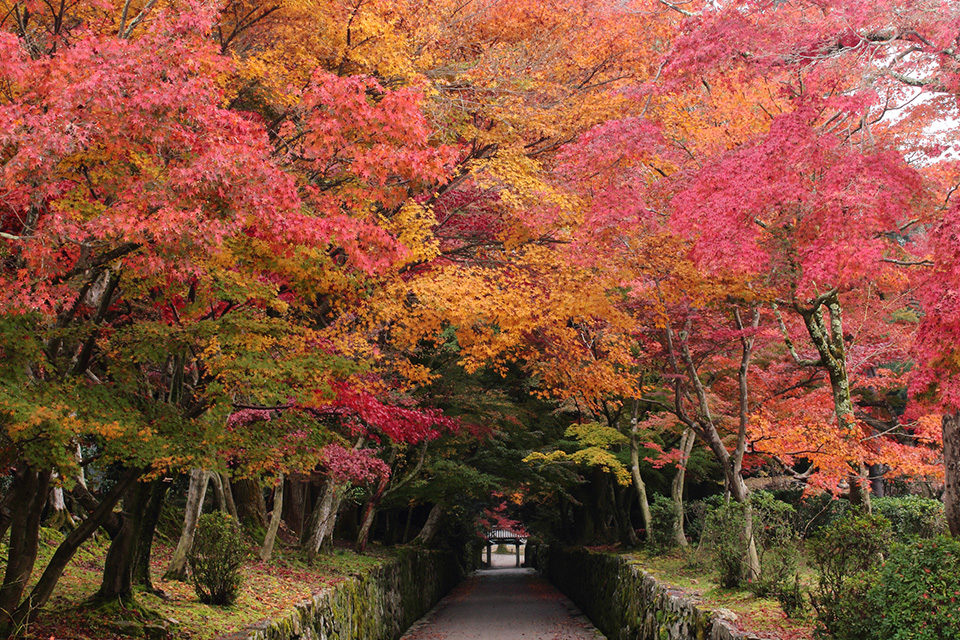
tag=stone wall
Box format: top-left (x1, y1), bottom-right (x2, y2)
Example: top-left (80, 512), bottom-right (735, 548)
top-left (221, 548), bottom-right (461, 640)
top-left (537, 546), bottom-right (769, 640)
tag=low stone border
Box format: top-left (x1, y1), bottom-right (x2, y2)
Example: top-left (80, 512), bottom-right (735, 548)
top-left (536, 546), bottom-right (776, 640)
top-left (219, 548), bottom-right (461, 640)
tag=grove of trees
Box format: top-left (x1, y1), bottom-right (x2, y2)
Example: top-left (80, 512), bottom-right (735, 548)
top-left (1, 0), bottom-right (959, 637)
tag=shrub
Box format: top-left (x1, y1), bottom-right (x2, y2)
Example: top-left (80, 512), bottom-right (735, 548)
top-left (648, 495), bottom-right (681, 553)
top-left (703, 500), bottom-right (750, 587)
top-left (810, 512), bottom-right (891, 639)
top-left (685, 495), bottom-right (723, 544)
top-left (868, 536), bottom-right (960, 640)
top-left (776, 573), bottom-right (806, 618)
top-left (748, 492), bottom-right (801, 600)
top-left (189, 512), bottom-right (248, 605)
top-left (872, 495), bottom-right (947, 539)
top-left (787, 491), bottom-right (851, 538)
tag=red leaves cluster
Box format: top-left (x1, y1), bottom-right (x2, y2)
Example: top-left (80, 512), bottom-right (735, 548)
top-left (321, 382), bottom-right (459, 445)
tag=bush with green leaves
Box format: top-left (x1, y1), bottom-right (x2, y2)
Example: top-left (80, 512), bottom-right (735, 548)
top-left (867, 535), bottom-right (960, 640)
top-left (648, 494), bottom-right (681, 553)
top-left (810, 512), bottom-right (891, 639)
top-left (872, 495), bottom-right (947, 539)
top-left (747, 492), bottom-right (801, 603)
top-left (775, 573), bottom-right (806, 619)
top-left (188, 511), bottom-right (248, 605)
top-left (771, 489), bottom-right (851, 538)
top-left (685, 495), bottom-right (723, 544)
top-left (702, 499), bottom-right (751, 588)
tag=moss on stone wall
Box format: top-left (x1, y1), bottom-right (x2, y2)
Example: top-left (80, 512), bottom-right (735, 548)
top-left (220, 548), bottom-right (460, 640)
top-left (539, 547), bottom-right (766, 640)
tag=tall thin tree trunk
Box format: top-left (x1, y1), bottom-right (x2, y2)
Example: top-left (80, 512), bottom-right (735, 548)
top-left (209, 471), bottom-right (228, 513)
top-left (730, 474), bottom-right (762, 581)
top-left (0, 489), bottom-right (15, 544)
top-left (163, 468), bottom-right (209, 581)
top-left (944, 412), bottom-right (960, 537)
top-left (220, 473), bottom-right (239, 521)
top-left (283, 477), bottom-right (308, 537)
top-left (628, 401), bottom-right (653, 539)
top-left (47, 482), bottom-right (76, 530)
top-left (794, 296), bottom-right (872, 514)
top-left (260, 475), bottom-right (284, 562)
top-left (671, 428), bottom-right (695, 547)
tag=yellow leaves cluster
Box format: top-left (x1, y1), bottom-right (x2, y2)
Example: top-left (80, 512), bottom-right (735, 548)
top-left (382, 201), bottom-right (441, 265)
top-left (523, 422), bottom-right (631, 485)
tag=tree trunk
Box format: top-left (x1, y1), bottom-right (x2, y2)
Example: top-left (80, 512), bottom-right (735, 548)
top-left (0, 467), bottom-right (51, 633)
top-left (4, 469), bottom-right (138, 636)
top-left (305, 482), bottom-right (341, 560)
top-left (848, 464), bottom-right (873, 513)
top-left (95, 477), bottom-right (170, 602)
top-left (220, 473), bottom-right (239, 521)
top-left (799, 297), bottom-right (872, 514)
top-left (628, 419), bottom-right (653, 539)
top-left (614, 483), bottom-right (640, 546)
top-left (47, 483), bottom-right (77, 530)
top-left (131, 478), bottom-right (170, 592)
top-left (163, 468), bottom-right (209, 581)
top-left (356, 475), bottom-right (389, 552)
top-left (945, 412), bottom-right (960, 537)
top-left (867, 463), bottom-right (886, 497)
top-left (210, 471), bottom-right (228, 513)
top-left (233, 478), bottom-right (267, 531)
top-left (671, 428), bottom-right (696, 547)
top-left (94, 482), bottom-right (147, 603)
top-left (0, 488), bottom-right (15, 543)
top-left (729, 473), bottom-right (761, 581)
top-left (260, 475), bottom-right (284, 562)
top-left (412, 503), bottom-right (442, 546)
top-left (283, 477), bottom-right (308, 537)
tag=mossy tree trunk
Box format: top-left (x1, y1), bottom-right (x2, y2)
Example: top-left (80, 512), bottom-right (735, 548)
top-left (779, 293), bottom-right (872, 513)
top-left (94, 482), bottom-right (145, 603)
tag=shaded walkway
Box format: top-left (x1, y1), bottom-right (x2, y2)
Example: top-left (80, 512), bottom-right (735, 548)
top-left (401, 554), bottom-right (606, 640)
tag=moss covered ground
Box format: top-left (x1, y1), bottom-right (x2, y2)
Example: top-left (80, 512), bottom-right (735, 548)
top-left (7, 527), bottom-right (389, 640)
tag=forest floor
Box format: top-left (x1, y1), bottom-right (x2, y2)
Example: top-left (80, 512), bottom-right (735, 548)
top-left (14, 527), bottom-right (389, 640)
top-left (624, 550), bottom-right (816, 640)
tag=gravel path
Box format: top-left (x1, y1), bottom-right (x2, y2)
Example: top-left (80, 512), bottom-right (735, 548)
top-left (401, 555), bottom-right (606, 640)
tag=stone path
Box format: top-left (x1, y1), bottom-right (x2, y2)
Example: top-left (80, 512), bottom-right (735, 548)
top-left (400, 554), bottom-right (606, 640)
